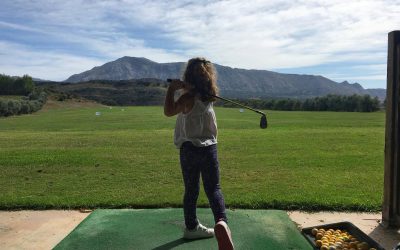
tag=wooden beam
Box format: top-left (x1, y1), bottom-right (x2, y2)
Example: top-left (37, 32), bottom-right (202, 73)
top-left (382, 30), bottom-right (400, 228)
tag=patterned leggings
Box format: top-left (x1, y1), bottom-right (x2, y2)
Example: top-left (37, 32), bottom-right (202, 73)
top-left (180, 142), bottom-right (227, 230)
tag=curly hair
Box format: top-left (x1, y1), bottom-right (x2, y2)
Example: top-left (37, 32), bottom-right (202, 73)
top-left (183, 57), bottom-right (219, 102)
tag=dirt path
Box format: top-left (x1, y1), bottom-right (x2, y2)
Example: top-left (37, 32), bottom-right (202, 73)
top-left (0, 210), bottom-right (398, 249)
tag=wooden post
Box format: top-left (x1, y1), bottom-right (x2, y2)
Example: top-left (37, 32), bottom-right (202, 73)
top-left (382, 30), bottom-right (400, 228)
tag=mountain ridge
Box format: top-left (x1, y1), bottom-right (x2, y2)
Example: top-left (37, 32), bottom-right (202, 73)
top-left (65, 56), bottom-right (386, 100)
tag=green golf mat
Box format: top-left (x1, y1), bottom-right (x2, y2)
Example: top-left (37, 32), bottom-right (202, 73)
top-left (54, 209), bottom-right (312, 250)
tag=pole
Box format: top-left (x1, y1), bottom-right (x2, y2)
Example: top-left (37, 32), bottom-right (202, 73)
top-left (382, 30), bottom-right (400, 228)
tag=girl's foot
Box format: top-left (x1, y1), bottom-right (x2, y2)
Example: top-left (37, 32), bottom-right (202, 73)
top-left (214, 221), bottom-right (234, 250)
top-left (183, 223), bottom-right (214, 239)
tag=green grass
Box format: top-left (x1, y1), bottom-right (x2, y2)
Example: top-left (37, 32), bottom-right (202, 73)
top-left (0, 105), bottom-right (385, 211)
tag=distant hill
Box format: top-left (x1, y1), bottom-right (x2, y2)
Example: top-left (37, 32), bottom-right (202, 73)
top-left (32, 77), bottom-right (51, 82)
top-left (39, 79), bottom-right (167, 106)
top-left (65, 56), bottom-right (386, 100)
top-left (364, 88), bottom-right (386, 101)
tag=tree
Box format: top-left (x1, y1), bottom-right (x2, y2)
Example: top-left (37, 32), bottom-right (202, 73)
top-left (0, 74), bottom-right (34, 95)
top-left (0, 74), bottom-right (13, 94)
top-left (22, 75), bottom-right (34, 95)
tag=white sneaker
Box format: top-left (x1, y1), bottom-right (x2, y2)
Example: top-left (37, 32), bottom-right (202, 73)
top-left (183, 223), bottom-right (215, 239)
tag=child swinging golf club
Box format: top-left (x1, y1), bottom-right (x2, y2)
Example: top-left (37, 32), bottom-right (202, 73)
top-left (164, 57), bottom-right (234, 250)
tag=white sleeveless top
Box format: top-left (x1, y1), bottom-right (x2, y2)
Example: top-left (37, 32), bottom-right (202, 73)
top-left (174, 98), bottom-right (218, 148)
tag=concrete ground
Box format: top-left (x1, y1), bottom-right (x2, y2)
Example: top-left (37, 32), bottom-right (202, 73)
top-left (0, 210), bottom-right (399, 250)
top-left (0, 210), bottom-right (89, 250)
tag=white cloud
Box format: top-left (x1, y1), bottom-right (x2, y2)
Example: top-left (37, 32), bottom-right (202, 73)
top-left (0, 39), bottom-right (188, 80)
top-left (115, 0), bottom-right (398, 70)
top-left (1, 0), bottom-right (399, 87)
top-left (0, 41), bottom-right (104, 81)
top-left (0, 21), bottom-right (49, 34)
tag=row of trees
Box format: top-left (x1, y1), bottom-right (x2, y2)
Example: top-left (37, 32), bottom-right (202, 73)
top-left (43, 79), bottom-right (168, 106)
top-left (0, 74), bottom-right (47, 117)
top-left (0, 74), bottom-right (34, 95)
top-left (218, 94), bottom-right (381, 112)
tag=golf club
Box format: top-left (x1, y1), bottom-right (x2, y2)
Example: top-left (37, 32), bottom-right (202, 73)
top-left (167, 79), bottom-right (268, 129)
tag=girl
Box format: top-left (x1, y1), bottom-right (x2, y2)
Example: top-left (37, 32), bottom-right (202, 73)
top-left (164, 57), bottom-right (234, 250)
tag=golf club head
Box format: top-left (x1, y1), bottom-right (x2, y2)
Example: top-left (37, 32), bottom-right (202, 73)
top-left (260, 115), bottom-right (267, 129)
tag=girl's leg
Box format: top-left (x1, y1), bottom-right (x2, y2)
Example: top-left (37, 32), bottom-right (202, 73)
top-left (200, 144), bottom-right (227, 224)
top-left (180, 142), bottom-right (201, 230)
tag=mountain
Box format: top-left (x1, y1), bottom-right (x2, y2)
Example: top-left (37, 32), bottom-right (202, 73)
top-left (66, 57), bottom-right (182, 83)
top-left (65, 56), bottom-right (385, 100)
top-left (32, 77), bottom-right (51, 82)
top-left (364, 88), bottom-right (386, 101)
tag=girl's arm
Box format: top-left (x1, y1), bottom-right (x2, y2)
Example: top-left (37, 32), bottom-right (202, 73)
top-left (164, 80), bottom-right (193, 117)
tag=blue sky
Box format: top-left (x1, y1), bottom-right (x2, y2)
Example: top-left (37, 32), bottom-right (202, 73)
top-left (1, 0), bottom-right (399, 89)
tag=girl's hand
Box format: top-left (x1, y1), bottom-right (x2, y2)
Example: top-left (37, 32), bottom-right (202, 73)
top-left (168, 79), bottom-right (186, 91)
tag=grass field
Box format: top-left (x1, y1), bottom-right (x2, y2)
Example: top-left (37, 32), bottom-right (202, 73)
top-left (0, 102), bottom-right (385, 211)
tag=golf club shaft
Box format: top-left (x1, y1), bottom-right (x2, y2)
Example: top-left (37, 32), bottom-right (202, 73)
top-left (210, 94), bottom-right (266, 116)
top-left (166, 79), bottom-right (265, 116)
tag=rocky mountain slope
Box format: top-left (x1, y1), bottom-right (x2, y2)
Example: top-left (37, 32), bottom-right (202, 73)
top-left (65, 56), bottom-right (386, 100)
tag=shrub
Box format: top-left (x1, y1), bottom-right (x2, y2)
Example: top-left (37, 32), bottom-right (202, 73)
top-left (20, 101), bottom-right (31, 114)
top-left (0, 89), bottom-right (47, 117)
top-left (0, 99), bottom-right (8, 116)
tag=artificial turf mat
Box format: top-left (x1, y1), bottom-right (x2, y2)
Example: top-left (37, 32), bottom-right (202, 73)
top-left (54, 209), bottom-right (312, 250)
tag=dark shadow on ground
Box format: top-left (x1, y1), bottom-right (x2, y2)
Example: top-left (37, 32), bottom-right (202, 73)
top-left (151, 238), bottom-right (201, 250)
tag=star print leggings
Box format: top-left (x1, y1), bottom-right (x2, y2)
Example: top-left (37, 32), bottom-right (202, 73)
top-left (180, 141), bottom-right (227, 230)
